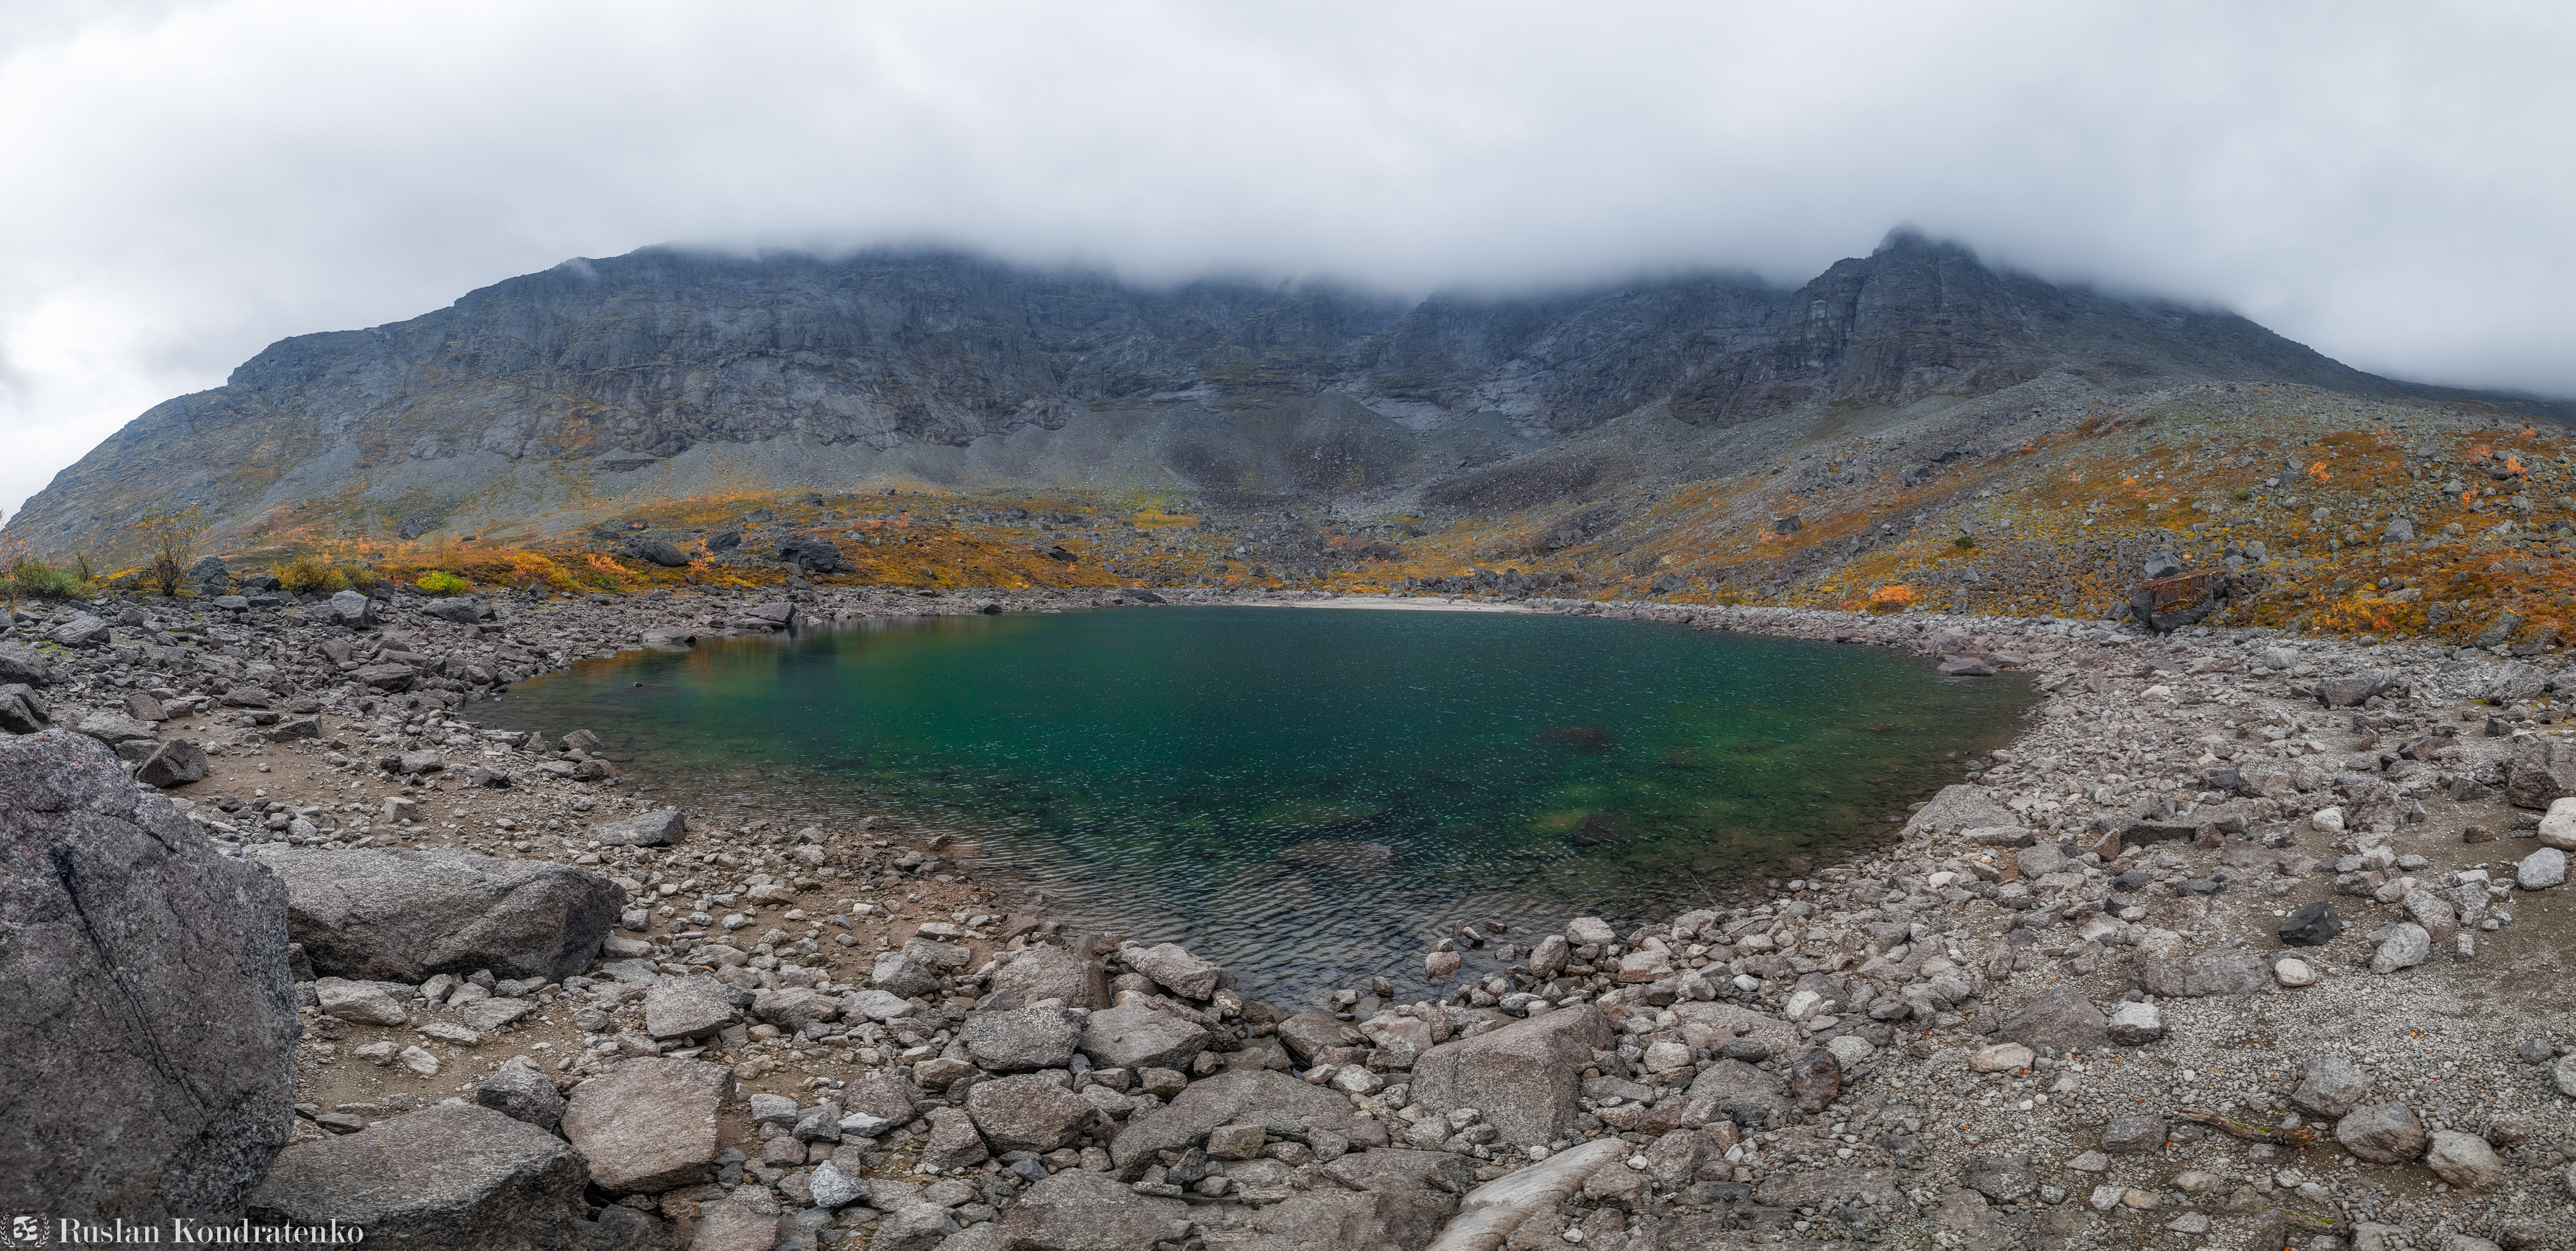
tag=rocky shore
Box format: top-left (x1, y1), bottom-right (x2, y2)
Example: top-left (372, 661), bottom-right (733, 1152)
top-left (5, 578), bottom-right (2575, 1251)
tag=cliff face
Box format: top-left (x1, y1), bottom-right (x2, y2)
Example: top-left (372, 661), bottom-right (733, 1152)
top-left (7, 230), bottom-right (2549, 560)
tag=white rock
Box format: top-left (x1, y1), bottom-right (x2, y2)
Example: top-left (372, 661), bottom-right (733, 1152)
top-left (1970, 1043), bottom-right (2034, 1073)
top-left (1825, 1035), bottom-right (1876, 1068)
top-left (1783, 989), bottom-right (1824, 1021)
top-left (2274, 958), bottom-right (2318, 987)
top-left (810, 1160), bottom-right (868, 1208)
top-left (2088, 1184), bottom-right (2126, 1211)
top-left (397, 1045), bottom-right (442, 1077)
top-left (2518, 848), bottom-right (2568, 891)
top-left (2540, 797), bottom-right (2576, 851)
top-left (2310, 807), bottom-right (2345, 834)
top-left (2105, 1002), bottom-right (2164, 1043)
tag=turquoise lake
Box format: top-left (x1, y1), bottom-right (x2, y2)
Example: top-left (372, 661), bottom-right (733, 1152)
top-left (489, 606), bottom-right (2031, 1002)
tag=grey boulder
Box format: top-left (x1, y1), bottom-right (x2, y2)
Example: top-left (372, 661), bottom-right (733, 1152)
top-left (2517, 847), bottom-right (2567, 890)
top-left (134, 740), bottom-right (210, 788)
top-left (74, 708), bottom-right (158, 746)
top-left (0, 730), bottom-right (300, 1222)
top-left (314, 977), bottom-right (409, 1026)
top-left (2507, 734), bottom-right (2576, 809)
top-left (1409, 1003), bottom-right (1614, 1147)
top-left (2103, 1002), bottom-right (2165, 1045)
top-left (0, 642), bottom-right (61, 687)
top-left (0, 682), bottom-right (50, 733)
top-left (559, 1056), bottom-right (735, 1191)
top-left (2424, 1130), bottom-right (2504, 1189)
top-left (989, 943), bottom-right (1108, 1009)
top-left (247, 1102), bottom-right (622, 1249)
top-left (252, 844), bottom-right (622, 983)
top-left (644, 977), bottom-right (738, 1041)
top-left (2000, 988), bottom-right (2110, 1053)
top-left (591, 807), bottom-right (685, 847)
top-left (422, 598), bottom-right (486, 625)
top-left (964, 1074), bottom-right (1098, 1153)
top-left (1109, 1068), bottom-right (1361, 1174)
top-left (2371, 923), bottom-right (2434, 972)
top-left (963, 1005), bottom-right (1081, 1072)
top-left (2292, 1055), bottom-right (2370, 1119)
top-left (871, 951), bottom-right (942, 999)
top-left (475, 1055), bottom-right (567, 1131)
top-left (776, 534), bottom-right (842, 573)
top-left (990, 1171), bottom-right (1186, 1251)
top-left (323, 590), bottom-right (378, 626)
top-left (2335, 1102), bottom-right (2426, 1163)
top-left (1124, 943), bottom-right (1222, 1000)
top-left (1078, 1004), bottom-right (1212, 1072)
top-left (2315, 668), bottom-right (2402, 708)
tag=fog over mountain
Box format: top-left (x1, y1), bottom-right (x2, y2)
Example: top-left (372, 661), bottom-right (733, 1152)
top-left (3, 1), bottom-right (2572, 522)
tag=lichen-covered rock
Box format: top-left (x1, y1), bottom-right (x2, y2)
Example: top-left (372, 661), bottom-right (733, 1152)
top-left (0, 730), bottom-right (300, 1222)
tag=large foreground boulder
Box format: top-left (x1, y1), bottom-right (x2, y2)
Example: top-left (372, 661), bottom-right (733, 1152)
top-left (0, 730), bottom-right (300, 1221)
top-left (252, 844), bottom-right (623, 983)
top-left (1409, 1004), bottom-right (1613, 1148)
top-left (247, 1102), bottom-right (634, 1249)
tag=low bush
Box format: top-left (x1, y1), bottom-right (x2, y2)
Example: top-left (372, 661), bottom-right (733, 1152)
top-left (414, 570), bottom-right (473, 596)
top-left (4, 558), bottom-right (96, 601)
top-left (277, 555), bottom-right (347, 595)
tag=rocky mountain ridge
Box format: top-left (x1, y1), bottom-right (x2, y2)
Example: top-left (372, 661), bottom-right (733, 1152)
top-left (13, 230), bottom-right (2562, 566)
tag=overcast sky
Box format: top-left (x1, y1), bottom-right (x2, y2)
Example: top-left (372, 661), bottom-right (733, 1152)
top-left (3, 0), bottom-right (2572, 522)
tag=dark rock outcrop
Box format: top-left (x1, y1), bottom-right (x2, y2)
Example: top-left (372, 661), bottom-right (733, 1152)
top-left (0, 730), bottom-right (300, 1222)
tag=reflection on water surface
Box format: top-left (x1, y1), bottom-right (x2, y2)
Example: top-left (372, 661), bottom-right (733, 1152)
top-left (489, 607), bottom-right (2030, 1003)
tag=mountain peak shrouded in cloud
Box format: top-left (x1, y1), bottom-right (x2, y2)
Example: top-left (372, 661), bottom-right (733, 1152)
top-left (9, 234), bottom-right (2563, 564)
top-left (2, 2), bottom-right (2574, 522)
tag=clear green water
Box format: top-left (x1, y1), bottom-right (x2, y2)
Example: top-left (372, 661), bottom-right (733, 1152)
top-left (489, 606), bottom-right (2030, 1002)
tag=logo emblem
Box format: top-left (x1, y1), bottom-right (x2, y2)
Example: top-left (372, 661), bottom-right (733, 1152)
top-left (4, 1216), bottom-right (47, 1247)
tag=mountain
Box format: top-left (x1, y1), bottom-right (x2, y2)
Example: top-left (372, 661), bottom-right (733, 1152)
top-left (7, 230), bottom-right (2565, 564)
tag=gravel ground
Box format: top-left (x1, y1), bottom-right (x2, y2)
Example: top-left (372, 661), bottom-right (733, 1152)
top-left (11, 582), bottom-right (2576, 1250)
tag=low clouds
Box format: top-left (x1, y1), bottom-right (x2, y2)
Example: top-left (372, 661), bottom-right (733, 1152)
top-left (3, 0), bottom-right (2572, 521)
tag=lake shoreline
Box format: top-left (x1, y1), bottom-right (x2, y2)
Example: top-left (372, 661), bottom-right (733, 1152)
top-left (18, 581), bottom-right (2569, 1248)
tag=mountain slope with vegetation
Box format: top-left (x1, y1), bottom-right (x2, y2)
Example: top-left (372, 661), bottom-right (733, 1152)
top-left (7, 231), bottom-right (2571, 645)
